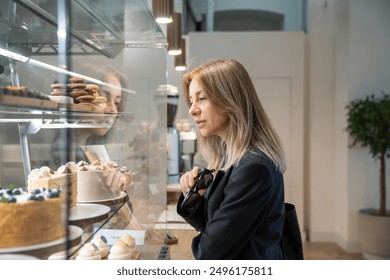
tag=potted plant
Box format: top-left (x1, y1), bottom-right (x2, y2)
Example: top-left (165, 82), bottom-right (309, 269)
top-left (346, 92), bottom-right (390, 259)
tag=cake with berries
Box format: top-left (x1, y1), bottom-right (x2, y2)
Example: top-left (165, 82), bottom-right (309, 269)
top-left (27, 162), bottom-right (78, 208)
top-left (77, 160), bottom-right (129, 201)
top-left (0, 184), bottom-right (65, 249)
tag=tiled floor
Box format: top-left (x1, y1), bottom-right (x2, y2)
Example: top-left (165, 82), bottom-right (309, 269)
top-left (167, 229), bottom-right (363, 260)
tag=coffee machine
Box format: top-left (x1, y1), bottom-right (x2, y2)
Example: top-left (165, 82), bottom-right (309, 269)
top-left (156, 84), bottom-right (180, 184)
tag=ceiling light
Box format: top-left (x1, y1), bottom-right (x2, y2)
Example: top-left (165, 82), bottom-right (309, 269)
top-left (175, 38), bottom-right (186, 71)
top-left (153, 0), bottom-right (173, 24)
top-left (167, 12), bottom-right (182, 56)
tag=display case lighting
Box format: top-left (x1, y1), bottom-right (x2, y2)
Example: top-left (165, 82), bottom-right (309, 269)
top-left (0, 47), bottom-right (30, 63)
top-left (0, 47), bottom-right (136, 95)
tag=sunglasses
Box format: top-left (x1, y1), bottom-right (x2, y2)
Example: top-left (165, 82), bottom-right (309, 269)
top-left (180, 168), bottom-right (215, 210)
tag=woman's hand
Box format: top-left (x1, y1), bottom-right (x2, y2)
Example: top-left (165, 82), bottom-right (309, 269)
top-left (179, 166), bottom-right (205, 196)
top-left (102, 169), bottom-right (132, 192)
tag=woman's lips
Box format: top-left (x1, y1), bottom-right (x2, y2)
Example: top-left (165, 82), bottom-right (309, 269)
top-left (196, 120), bottom-right (206, 128)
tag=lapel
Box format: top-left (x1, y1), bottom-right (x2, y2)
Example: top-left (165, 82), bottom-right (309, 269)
top-left (205, 166), bottom-right (233, 199)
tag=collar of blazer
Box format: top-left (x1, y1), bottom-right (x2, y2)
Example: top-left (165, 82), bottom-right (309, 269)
top-left (205, 167), bottom-right (232, 200)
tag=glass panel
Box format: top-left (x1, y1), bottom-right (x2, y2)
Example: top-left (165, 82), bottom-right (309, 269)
top-left (0, 0), bottom-right (167, 259)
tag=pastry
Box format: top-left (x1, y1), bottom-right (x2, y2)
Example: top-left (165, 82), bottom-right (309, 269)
top-left (75, 242), bottom-right (101, 260)
top-left (108, 239), bottom-right (133, 260)
top-left (27, 162), bottom-right (78, 208)
top-left (0, 184), bottom-right (65, 249)
top-left (91, 235), bottom-right (110, 259)
top-left (77, 160), bottom-right (126, 201)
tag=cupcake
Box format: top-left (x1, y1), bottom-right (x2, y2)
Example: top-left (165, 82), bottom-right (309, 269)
top-left (91, 235), bottom-right (110, 259)
top-left (120, 234), bottom-right (136, 251)
top-left (108, 239), bottom-right (133, 260)
top-left (75, 242), bottom-right (101, 260)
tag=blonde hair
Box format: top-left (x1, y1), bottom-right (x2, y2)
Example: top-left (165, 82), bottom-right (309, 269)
top-left (183, 59), bottom-right (286, 173)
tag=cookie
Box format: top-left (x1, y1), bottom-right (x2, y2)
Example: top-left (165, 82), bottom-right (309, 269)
top-left (50, 83), bottom-right (67, 89)
top-left (76, 95), bottom-right (95, 103)
top-left (68, 77), bottom-right (85, 84)
top-left (50, 90), bottom-right (66, 96)
top-left (85, 84), bottom-right (100, 91)
top-left (67, 83), bottom-right (87, 89)
top-left (69, 90), bottom-right (88, 98)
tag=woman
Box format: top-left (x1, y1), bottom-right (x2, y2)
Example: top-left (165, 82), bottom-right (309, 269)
top-left (73, 60), bottom-right (131, 192)
top-left (177, 59), bottom-right (287, 259)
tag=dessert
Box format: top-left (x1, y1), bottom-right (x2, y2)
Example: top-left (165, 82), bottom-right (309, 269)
top-left (91, 235), bottom-right (110, 259)
top-left (85, 84), bottom-right (108, 112)
top-left (27, 162), bottom-right (78, 208)
top-left (77, 160), bottom-right (126, 201)
top-left (107, 239), bottom-right (133, 260)
top-left (75, 242), bottom-right (101, 260)
top-left (120, 234), bottom-right (136, 251)
top-left (2, 85), bottom-right (50, 100)
top-left (0, 184), bottom-right (66, 249)
top-left (50, 83), bottom-right (67, 96)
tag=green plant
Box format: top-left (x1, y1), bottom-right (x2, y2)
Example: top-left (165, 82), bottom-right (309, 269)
top-left (346, 92), bottom-right (390, 216)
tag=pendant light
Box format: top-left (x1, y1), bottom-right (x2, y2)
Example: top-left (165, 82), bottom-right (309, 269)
top-left (175, 38), bottom-right (186, 71)
top-left (167, 12), bottom-right (182, 56)
top-left (152, 0), bottom-right (173, 24)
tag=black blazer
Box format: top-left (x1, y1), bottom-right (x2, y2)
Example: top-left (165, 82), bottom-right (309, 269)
top-left (177, 151), bottom-right (285, 259)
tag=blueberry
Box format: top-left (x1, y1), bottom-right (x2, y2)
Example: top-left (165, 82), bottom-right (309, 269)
top-left (32, 189), bottom-right (41, 195)
top-left (12, 188), bottom-right (21, 195)
top-left (47, 189), bottom-right (60, 198)
top-left (28, 194), bottom-right (44, 201)
top-left (7, 196), bottom-right (17, 203)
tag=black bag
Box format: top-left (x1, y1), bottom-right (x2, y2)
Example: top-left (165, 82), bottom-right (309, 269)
top-left (280, 203), bottom-right (304, 260)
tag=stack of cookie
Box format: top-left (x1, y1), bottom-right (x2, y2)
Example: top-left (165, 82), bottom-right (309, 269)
top-left (67, 77), bottom-right (94, 104)
top-left (49, 78), bottom-right (110, 113)
top-left (85, 84), bottom-right (108, 112)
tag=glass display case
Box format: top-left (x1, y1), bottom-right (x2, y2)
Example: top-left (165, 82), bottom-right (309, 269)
top-left (0, 0), bottom-right (168, 260)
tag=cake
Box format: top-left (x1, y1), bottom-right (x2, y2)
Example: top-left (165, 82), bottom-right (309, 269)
top-left (75, 242), bottom-right (101, 260)
top-left (27, 162), bottom-right (78, 208)
top-left (91, 235), bottom-right (110, 259)
top-left (107, 239), bottom-right (133, 260)
top-left (0, 184), bottom-right (66, 249)
top-left (77, 160), bottom-right (127, 201)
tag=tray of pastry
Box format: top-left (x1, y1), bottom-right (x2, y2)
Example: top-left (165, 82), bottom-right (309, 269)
top-left (0, 92), bottom-right (58, 110)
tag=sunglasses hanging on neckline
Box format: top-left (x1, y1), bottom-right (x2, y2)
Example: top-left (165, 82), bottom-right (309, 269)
top-left (180, 168), bottom-right (215, 210)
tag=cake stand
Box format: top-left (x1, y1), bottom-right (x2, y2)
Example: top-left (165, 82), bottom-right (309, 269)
top-left (77, 191), bottom-right (129, 207)
top-left (68, 204), bottom-right (111, 229)
top-left (0, 225), bottom-right (83, 260)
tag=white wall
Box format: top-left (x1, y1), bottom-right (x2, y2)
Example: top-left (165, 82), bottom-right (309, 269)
top-left (308, 0), bottom-right (390, 252)
top-left (206, 0), bottom-right (304, 31)
top-left (176, 31), bottom-right (306, 237)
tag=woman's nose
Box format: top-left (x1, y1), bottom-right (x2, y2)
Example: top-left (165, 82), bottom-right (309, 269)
top-left (189, 103), bottom-right (200, 116)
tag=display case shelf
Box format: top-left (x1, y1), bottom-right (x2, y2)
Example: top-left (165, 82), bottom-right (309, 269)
top-left (2, 0), bottom-right (167, 58)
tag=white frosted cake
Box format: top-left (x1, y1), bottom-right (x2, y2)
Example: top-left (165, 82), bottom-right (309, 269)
top-left (27, 162), bottom-right (78, 208)
top-left (77, 160), bottom-right (127, 201)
